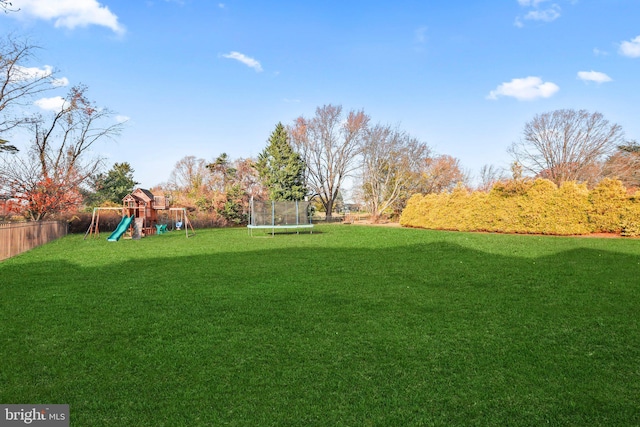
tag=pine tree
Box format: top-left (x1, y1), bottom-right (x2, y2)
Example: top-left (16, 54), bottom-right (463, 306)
top-left (255, 122), bottom-right (307, 201)
top-left (85, 162), bottom-right (138, 206)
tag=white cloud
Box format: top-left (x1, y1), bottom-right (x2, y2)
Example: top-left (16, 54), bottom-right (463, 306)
top-left (11, 64), bottom-right (54, 81)
top-left (13, 0), bottom-right (125, 35)
top-left (619, 35), bottom-right (640, 58)
top-left (518, 0), bottom-right (552, 6)
top-left (35, 96), bottom-right (67, 112)
top-left (10, 64), bottom-right (69, 88)
top-left (515, 0), bottom-right (561, 27)
top-left (487, 76), bottom-right (559, 101)
top-left (115, 115), bottom-right (130, 123)
top-left (577, 70), bottom-right (612, 84)
top-left (221, 51), bottom-right (263, 72)
top-left (524, 5), bottom-right (561, 22)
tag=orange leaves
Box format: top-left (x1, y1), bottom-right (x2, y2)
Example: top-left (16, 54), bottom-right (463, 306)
top-left (13, 177), bottom-right (82, 220)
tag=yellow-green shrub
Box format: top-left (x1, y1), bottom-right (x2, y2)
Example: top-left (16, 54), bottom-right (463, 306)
top-left (399, 178), bottom-right (637, 236)
top-left (621, 191), bottom-right (640, 237)
top-left (588, 178), bottom-right (627, 233)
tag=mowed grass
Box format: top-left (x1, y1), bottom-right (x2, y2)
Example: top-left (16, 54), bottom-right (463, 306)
top-left (1, 225), bottom-right (640, 426)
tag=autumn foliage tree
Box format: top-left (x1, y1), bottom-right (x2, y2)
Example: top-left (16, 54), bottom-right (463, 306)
top-left (418, 154), bottom-right (467, 194)
top-left (160, 154), bottom-right (265, 225)
top-left (0, 85), bottom-right (125, 220)
top-left (22, 177), bottom-right (82, 221)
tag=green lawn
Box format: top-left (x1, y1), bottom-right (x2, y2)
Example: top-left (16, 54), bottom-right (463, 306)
top-left (1, 225), bottom-right (640, 426)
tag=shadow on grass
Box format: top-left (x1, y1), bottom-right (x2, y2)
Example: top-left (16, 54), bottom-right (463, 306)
top-left (1, 239), bottom-right (640, 426)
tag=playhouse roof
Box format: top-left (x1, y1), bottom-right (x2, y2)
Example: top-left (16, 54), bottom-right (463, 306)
top-left (124, 188), bottom-right (155, 203)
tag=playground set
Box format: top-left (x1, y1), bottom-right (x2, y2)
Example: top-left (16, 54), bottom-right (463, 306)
top-left (84, 188), bottom-right (194, 241)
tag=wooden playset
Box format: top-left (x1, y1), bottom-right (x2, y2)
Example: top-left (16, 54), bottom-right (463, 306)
top-left (84, 188), bottom-right (194, 240)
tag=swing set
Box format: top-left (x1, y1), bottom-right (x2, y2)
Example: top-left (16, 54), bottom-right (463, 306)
top-left (158, 207), bottom-right (195, 237)
top-left (84, 206), bottom-right (194, 240)
top-left (84, 188), bottom-right (194, 240)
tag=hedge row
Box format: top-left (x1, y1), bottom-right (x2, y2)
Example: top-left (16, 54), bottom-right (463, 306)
top-left (400, 178), bottom-right (640, 236)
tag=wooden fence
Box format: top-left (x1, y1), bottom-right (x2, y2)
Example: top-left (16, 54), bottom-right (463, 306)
top-left (0, 221), bottom-right (68, 261)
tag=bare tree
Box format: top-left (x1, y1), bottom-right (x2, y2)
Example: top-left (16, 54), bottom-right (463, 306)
top-left (0, 0), bottom-right (19, 13)
top-left (169, 155), bottom-right (211, 195)
top-left (0, 85), bottom-right (125, 220)
top-left (289, 104), bottom-right (369, 219)
top-left (509, 109), bottom-right (625, 186)
top-left (360, 123), bottom-right (430, 220)
top-left (29, 85), bottom-right (124, 183)
top-left (603, 141), bottom-right (640, 189)
top-left (233, 157), bottom-right (267, 201)
top-left (477, 164), bottom-right (505, 192)
top-left (0, 34), bottom-right (59, 136)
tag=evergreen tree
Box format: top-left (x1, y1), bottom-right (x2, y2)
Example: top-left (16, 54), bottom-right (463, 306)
top-left (85, 162), bottom-right (138, 206)
top-left (255, 122), bottom-right (307, 201)
top-left (217, 184), bottom-right (247, 225)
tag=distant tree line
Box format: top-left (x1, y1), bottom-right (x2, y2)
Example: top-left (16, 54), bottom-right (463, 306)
top-left (1, 33), bottom-right (637, 225)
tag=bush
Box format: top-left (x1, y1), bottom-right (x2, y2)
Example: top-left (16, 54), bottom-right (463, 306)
top-left (400, 178), bottom-right (637, 237)
top-left (588, 178), bottom-right (627, 233)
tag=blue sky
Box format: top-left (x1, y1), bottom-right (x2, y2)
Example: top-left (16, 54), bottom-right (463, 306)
top-left (2, 0), bottom-right (639, 188)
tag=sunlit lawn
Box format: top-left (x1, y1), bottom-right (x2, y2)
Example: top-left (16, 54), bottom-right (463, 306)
top-left (1, 225), bottom-right (639, 426)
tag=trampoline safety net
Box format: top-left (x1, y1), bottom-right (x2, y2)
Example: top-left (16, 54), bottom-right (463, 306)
top-left (248, 199), bottom-right (314, 235)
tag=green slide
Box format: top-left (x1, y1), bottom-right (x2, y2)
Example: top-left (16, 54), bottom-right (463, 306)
top-left (107, 216), bottom-right (134, 242)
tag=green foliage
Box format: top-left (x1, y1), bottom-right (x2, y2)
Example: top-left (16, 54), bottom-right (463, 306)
top-left (401, 178), bottom-right (637, 236)
top-left (206, 152), bottom-right (237, 191)
top-left (85, 162), bottom-right (138, 206)
top-left (216, 184), bottom-right (247, 225)
top-left (255, 122), bottom-right (307, 201)
top-left (588, 178), bottom-right (627, 233)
